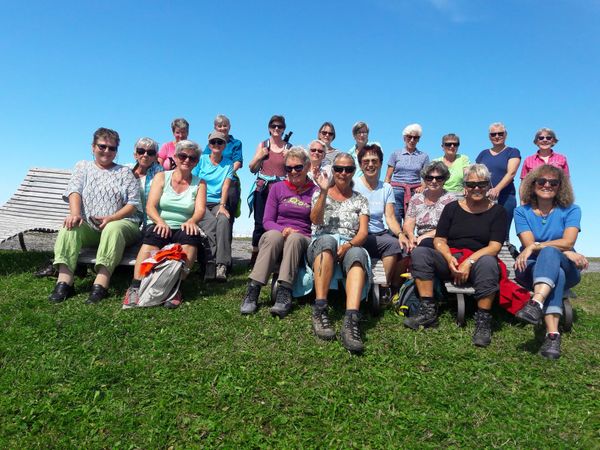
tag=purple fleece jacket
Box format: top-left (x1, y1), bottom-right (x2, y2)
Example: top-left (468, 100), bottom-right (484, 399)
top-left (263, 181), bottom-right (318, 237)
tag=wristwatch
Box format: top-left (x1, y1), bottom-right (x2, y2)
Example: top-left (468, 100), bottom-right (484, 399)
top-left (467, 258), bottom-right (476, 265)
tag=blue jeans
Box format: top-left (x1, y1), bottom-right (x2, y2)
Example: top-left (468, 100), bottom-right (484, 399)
top-left (499, 193), bottom-right (516, 241)
top-left (392, 186), bottom-right (406, 223)
top-left (515, 247), bottom-right (580, 315)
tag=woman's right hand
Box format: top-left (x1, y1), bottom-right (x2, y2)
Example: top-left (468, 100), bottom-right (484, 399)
top-left (64, 214), bottom-right (83, 230)
top-left (315, 170), bottom-right (331, 191)
top-left (153, 221), bottom-right (172, 239)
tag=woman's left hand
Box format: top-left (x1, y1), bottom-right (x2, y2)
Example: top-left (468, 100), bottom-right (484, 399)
top-left (487, 187), bottom-right (500, 200)
top-left (94, 216), bottom-right (114, 230)
top-left (564, 250), bottom-right (589, 270)
top-left (515, 247), bottom-right (534, 272)
top-left (216, 205), bottom-right (230, 219)
top-left (337, 242), bottom-right (352, 260)
top-left (181, 219), bottom-right (201, 236)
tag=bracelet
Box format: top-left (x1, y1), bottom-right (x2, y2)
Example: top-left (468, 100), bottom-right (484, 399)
top-left (347, 241), bottom-right (354, 247)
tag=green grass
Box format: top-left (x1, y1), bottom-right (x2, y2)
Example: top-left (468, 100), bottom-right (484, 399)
top-left (0, 251), bottom-right (598, 448)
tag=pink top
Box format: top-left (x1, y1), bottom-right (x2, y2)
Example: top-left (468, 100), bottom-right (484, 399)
top-left (520, 150), bottom-right (570, 179)
top-left (158, 141), bottom-right (177, 170)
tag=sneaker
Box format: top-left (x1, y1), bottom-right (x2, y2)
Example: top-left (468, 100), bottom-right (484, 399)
top-left (48, 281), bottom-right (75, 303)
top-left (270, 285), bottom-right (293, 319)
top-left (341, 312), bottom-right (364, 353)
top-left (216, 264), bottom-right (227, 282)
top-left (403, 299), bottom-right (438, 330)
top-left (164, 290), bottom-right (182, 309)
top-left (539, 333), bottom-right (561, 360)
top-left (311, 305), bottom-right (336, 341)
top-left (516, 300), bottom-right (543, 325)
top-left (472, 309), bottom-right (493, 347)
top-left (85, 284), bottom-right (109, 304)
top-left (240, 283), bottom-right (261, 315)
top-left (122, 286), bottom-right (140, 309)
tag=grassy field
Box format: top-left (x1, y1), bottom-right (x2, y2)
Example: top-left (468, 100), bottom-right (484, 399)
top-left (0, 251), bottom-right (598, 448)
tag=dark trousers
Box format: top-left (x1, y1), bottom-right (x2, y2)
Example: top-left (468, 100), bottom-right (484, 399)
top-left (252, 187), bottom-right (270, 248)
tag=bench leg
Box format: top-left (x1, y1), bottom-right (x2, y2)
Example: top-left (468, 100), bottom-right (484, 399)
top-left (370, 284), bottom-right (382, 315)
top-left (456, 293), bottom-right (466, 327)
top-left (270, 274), bottom-right (279, 305)
top-left (18, 232), bottom-right (27, 251)
top-left (562, 298), bottom-right (573, 332)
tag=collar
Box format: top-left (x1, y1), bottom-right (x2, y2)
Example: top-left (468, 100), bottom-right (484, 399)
top-left (284, 179), bottom-right (313, 194)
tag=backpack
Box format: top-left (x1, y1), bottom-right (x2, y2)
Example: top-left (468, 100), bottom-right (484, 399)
top-left (136, 258), bottom-right (185, 307)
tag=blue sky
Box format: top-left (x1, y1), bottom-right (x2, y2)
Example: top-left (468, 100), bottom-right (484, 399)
top-left (1, 0), bottom-right (599, 254)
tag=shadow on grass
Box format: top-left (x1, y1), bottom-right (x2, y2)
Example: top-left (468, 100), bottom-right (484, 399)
top-left (0, 250), bottom-right (53, 276)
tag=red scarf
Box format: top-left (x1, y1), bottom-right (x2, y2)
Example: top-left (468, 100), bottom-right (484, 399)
top-left (284, 179), bottom-right (314, 194)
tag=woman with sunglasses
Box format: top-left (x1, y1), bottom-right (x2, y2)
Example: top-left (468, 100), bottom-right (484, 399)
top-left (355, 144), bottom-right (405, 301)
top-left (130, 137), bottom-right (163, 224)
top-left (401, 161), bottom-right (456, 252)
top-left (308, 153), bottom-right (370, 353)
top-left (49, 128), bottom-right (142, 304)
top-left (433, 133), bottom-right (470, 196)
top-left (475, 122), bottom-right (521, 241)
top-left (519, 128), bottom-right (569, 200)
top-left (384, 123), bottom-right (430, 223)
top-left (318, 121), bottom-right (339, 167)
top-left (248, 115), bottom-right (292, 266)
top-left (195, 131), bottom-right (235, 282)
top-left (124, 140), bottom-right (206, 308)
top-left (307, 139), bottom-right (329, 181)
top-left (158, 118), bottom-right (190, 170)
top-left (513, 165), bottom-right (586, 359)
top-left (240, 147), bottom-right (317, 318)
top-left (405, 164), bottom-right (507, 348)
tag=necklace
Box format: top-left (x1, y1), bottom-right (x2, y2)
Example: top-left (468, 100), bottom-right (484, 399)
top-left (538, 208), bottom-right (554, 225)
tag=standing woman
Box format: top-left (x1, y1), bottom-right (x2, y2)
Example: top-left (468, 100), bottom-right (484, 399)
top-left (433, 133), bottom-right (470, 197)
top-left (49, 128), bottom-right (142, 304)
top-left (347, 121), bottom-right (370, 178)
top-left (514, 165), bottom-right (587, 359)
top-left (130, 137), bottom-right (163, 224)
top-left (385, 123), bottom-right (430, 223)
top-left (248, 115), bottom-right (291, 265)
top-left (318, 121), bottom-right (339, 167)
top-left (475, 122), bottom-right (521, 241)
top-left (158, 118), bottom-right (190, 170)
top-left (307, 139), bottom-right (328, 181)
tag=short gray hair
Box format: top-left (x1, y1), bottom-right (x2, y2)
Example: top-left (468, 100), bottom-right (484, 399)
top-left (421, 161), bottom-right (450, 181)
top-left (352, 121), bottom-right (369, 136)
top-left (403, 123), bottom-right (422, 136)
top-left (463, 163), bottom-right (491, 182)
top-left (534, 127), bottom-right (558, 145)
top-left (214, 114), bottom-right (230, 127)
top-left (488, 122), bottom-right (506, 132)
top-left (285, 146), bottom-right (310, 166)
top-left (175, 140), bottom-right (200, 157)
top-left (333, 152), bottom-right (356, 166)
top-left (134, 137), bottom-right (159, 152)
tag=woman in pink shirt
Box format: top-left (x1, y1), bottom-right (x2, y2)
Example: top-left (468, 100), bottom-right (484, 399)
top-left (158, 118), bottom-right (190, 170)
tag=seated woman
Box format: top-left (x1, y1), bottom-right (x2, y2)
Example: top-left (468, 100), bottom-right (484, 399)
top-left (433, 133), bottom-right (470, 197)
top-left (130, 137), bottom-right (164, 224)
top-left (49, 127), bottom-right (142, 304)
top-left (124, 140), bottom-right (206, 308)
top-left (194, 131), bottom-right (235, 281)
top-left (309, 153), bottom-right (369, 353)
top-left (158, 118), bottom-right (190, 170)
top-left (240, 147), bottom-right (318, 318)
top-left (401, 161), bottom-right (457, 251)
top-left (514, 165), bottom-right (587, 359)
top-left (354, 144), bottom-right (405, 300)
top-left (405, 164), bottom-right (507, 348)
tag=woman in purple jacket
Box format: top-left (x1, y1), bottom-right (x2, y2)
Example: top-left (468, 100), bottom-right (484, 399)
top-left (240, 147), bottom-right (317, 318)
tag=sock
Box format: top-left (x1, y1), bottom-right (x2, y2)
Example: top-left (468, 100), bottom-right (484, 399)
top-left (547, 332), bottom-right (560, 337)
top-left (131, 279), bottom-right (141, 288)
top-left (532, 299), bottom-right (544, 308)
top-left (420, 296), bottom-right (434, 303)
top-left (314, 299), bottom-right (327, 310)
top-left (345, 309), bottom-right (359, 317)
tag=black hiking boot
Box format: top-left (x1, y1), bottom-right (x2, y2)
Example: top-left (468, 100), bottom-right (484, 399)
top-left (403, 299), bottom-right (438, 330)
top-left (341, 312), bottom-right (364, 354)
top-left (472, 309), bottom-right (493, 347)
top-left (516, 300), bottom-right (543, 325)
top-left (270, 285), bottom-right (293, 319)
top-left (311, 304), bottom-right (336, 341)
top-left (539, 333), bottom-right (561, 360)
top-left (240, 282), bottom-right (261, 315)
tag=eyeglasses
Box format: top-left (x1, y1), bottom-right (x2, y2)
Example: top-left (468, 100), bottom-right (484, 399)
top-left (535, 177), bottom-right (560, 187)
top-left (310, 148), bottom-right (324, 154)
top-left (405, 135), bottom-right (420, 141)
top-left (136, 148), bottom-right (157, 156)
top-left (270, 124), bottom-right (285, 130)
top-left (537, 135), bottom-right (554, 141)
top-left (332, 165), bottom-right (356, 174)
top-left (360, 158), bottom-right (380, 166)
top-left (285, 164), bottom-right (304, 173)
top-left (464, 181), bottom-right (489, 189)
top-left (443, 142), bottom-right (459, 148)
top-left (424, 175), bottom-right (445, 182)
top-left (490, 132), bottom-right (505, 137)
top-left (176, 153), bottom-right (199, 163)
top-left (320, 130), bottom-right (334, 137)
top-left (209, 139), bottom-right (226, 146)
top-left (96, 144), bottom-right (118, 152)
top-left (356, 131), bottom-right (368, 136)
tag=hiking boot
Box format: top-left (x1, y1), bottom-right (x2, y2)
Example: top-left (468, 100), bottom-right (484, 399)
top-left (48, 281), bottom-right (74, 303)
top-left (216, 263), bottom-right (228, 282)
top-left (403, 299), bottom-right (438, 330)
top-left (86, 284), bottom-right (109, 304)
top-left (311, 305), bottom-right (336, 341)
top-left (472, 309), bottom-right (493, 347)
top-left (270, 285), bottom-right (293, 319)
top-left (164, 290), bottom-right (182, 309)
top-left (122, 286), bottom-right (140, 309)
top-left (240, 282), bottom-right (261, 315)
top-left (341, 312), bottom-right (364, 353)
top-left (516, 300), bottom-right (543, 325)
top-left (539, 333), bottom-right (561, 360)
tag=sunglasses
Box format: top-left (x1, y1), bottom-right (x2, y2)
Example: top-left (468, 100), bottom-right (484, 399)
top-left (406, 135), bottom-right (420, 141)
top-left (310, 148), bottom-right (324, 154)
top-left (285, 164), bottom-right (304, 173)
top-left (464, 181), bottom-right (489, 189)
top-left (176, 153), bottom-right (199, 163)
top-left (209, 139), bottom-right (226, 146)
top-left (332, 165), bottom-right (356, 174)
top-left (424, 175), bottom-right (445, 182)
top-left (361, 158), bottom-right (380, 166)
top-left (136, 148), bottom-right (157, 156)
top-left (443, 142), bottom-right (459, 147)
top-left (96, 144), bottom-right (118, 152)
top-left (537, 135), bottom-right (554, 141)
top-left (490, 132), bottom-right (505, 137)
top-left (320, 130), bottom-right (334, 136)
top-left (535, 177), bottom-right (560, 187)
top-left (270, 124), bottom-right (285, 130)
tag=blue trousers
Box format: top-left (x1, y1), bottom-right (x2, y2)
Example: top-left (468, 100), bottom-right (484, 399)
top-left (515, 247), bottom-right (580, 315)
top-left (499, 193), bottom-right (516, 242)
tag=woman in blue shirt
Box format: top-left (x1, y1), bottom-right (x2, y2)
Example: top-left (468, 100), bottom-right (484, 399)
top-left (513, 164), bottom-right (588, 360)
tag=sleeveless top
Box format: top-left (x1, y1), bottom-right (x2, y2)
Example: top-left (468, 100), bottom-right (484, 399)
top-left (153, 171), bottom-right (201, 229)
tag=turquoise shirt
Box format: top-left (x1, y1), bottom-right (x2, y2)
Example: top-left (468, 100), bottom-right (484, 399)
top-left (193, 155), bottom-right (234, 203)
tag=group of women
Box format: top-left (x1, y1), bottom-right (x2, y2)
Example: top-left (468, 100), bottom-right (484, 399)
top-left (48, 118), bottom-right (586, 358)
